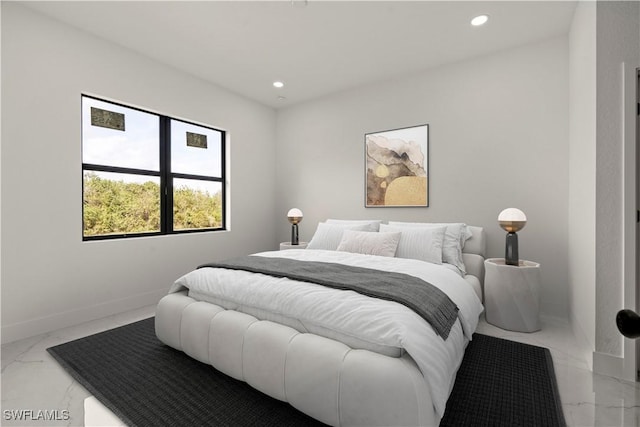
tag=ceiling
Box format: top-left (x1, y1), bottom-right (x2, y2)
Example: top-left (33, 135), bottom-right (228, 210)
top-left (23, 1), bottom-right (577, 109)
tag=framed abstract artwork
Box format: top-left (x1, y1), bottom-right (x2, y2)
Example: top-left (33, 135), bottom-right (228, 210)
top-left (365, 124), bottom-right (429, 207)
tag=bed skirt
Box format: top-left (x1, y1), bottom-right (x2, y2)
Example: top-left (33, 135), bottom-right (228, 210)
top-left (155, 291), bottom-right (436, 427)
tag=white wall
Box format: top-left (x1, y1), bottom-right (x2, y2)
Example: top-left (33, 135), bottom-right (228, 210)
top-left (1, 3), bottom-right (278, 343)
top-left (594, 0), bottom-right (640, 361)
top-left (276, 37), bottom-right (570, 319)
top-left (568, 0), bottom-right (596, 366)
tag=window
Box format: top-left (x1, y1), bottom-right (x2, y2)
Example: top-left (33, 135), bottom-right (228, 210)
top-left (82, 95), bottom-right (226, 240)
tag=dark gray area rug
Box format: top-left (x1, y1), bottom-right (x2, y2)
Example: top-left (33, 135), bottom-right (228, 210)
top-left (440, 333), bottom-right (566, 427)
top-left (47, 317), bottom-right (566, 427)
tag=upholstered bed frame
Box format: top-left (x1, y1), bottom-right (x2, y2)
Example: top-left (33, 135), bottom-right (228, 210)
top-left (155, 226), bottom-right (486, 427)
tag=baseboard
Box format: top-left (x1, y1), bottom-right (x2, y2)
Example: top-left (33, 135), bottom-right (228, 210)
top-left (593, 350), bottom-right (624, 379)
top-left (1, 288), bottom-right (167, 344)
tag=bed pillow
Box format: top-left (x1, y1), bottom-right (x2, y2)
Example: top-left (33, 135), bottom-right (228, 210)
top-left (388, 222), bottom-right (471, 274)
top-left (307, 222), bottom-right (372, 251)
top-left (379, 224), bottom-right (446, 265)
top-left (326, 219), bottom-right (383, 232)
top-left (388, 222), bottom-right (472, 246)
top-left (337, 230), bottom-right (401, 257)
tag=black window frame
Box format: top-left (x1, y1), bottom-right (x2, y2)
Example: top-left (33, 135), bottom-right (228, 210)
top-left (81, 94), bottom-right (226, 241)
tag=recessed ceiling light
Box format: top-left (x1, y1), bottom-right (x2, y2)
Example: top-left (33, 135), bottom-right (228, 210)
top-left (273, 81), bottom-right (284, 88)
top-left (471, 15), bottom-right (489, 26)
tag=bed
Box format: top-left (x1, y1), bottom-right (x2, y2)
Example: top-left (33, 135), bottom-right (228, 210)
top-left (155, 221), bottom-right (486, 426)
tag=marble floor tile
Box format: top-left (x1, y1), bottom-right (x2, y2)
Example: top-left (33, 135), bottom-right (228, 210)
top-left (2, 307), bottom-right (639, 426)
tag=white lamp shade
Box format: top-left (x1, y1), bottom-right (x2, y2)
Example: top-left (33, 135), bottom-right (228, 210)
top-left (287, 208), bottom-right (303, 218)
top-left (287, 208), bottom-right (303, 225)
top-left (498, 208), bottom-right (526, 232)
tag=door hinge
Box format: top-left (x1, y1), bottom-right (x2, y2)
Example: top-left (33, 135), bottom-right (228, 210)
top-left (637, 210), bottom-right (639, 223)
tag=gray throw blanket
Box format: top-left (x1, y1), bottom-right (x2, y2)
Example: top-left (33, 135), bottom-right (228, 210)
top-left (198, 256), bottom-right (459, 340)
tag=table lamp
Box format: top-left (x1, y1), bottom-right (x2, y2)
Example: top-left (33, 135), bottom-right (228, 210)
top-left (287, 208), bottom-right (303, 245)
top-left (498, 208), bottom-right (527, 266)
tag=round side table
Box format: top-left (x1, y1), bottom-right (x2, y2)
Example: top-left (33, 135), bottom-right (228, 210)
top-left (484, 258), bottom-right (541, 332)
top-left (279, 242), bottom-right (308, 250)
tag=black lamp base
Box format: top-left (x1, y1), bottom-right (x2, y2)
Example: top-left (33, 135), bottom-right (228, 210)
top-left (505, 232), bottom-right (519, 266)
top-left (291, 224), bottom-right (299, 245)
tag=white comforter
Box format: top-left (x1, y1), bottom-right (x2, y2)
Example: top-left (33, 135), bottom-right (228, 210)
top-left (169, 249), bottom-right (484, 420)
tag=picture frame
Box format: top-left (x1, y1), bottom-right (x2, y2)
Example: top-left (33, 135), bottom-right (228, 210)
top-left (365, 124), bottom-right (429, 207)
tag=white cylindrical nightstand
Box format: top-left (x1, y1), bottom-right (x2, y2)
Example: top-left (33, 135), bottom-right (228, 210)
top-left (484, 258), bottom-right (541, 332)
top-left (279, 242), bottom-right (308, 250)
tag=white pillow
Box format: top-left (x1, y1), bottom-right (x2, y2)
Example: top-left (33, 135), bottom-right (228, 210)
top-left (326, 219), bottom-right (383, 232)
top-left (307, 222), bottom-right (372, 251)
top-left (388, 222), bottom-right (471, 274)
top-left (337, 230), bottom-right (401, 257)
top-left (379, 224), bottom-right (446, 264)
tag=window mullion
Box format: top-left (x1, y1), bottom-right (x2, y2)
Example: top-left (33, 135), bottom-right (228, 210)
top-left (220, 130), bottom-right (226, 230)
top-left (160, 116), bottom-right (171, 234)
top-left (82, 164), bottom-right (160, 177)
